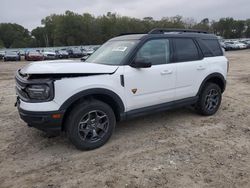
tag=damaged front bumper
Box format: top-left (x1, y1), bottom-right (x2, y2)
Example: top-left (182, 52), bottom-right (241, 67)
top-left (16, 98), bottom-right (65, 133)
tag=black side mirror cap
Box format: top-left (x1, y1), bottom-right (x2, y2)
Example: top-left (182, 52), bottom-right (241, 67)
top-left (130, 60), bottom-right (152, 68)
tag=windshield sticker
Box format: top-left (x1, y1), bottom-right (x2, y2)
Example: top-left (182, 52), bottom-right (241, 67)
top-left (112, 46), bottom-right (127, 52)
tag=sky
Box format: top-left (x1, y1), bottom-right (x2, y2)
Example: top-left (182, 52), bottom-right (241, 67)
top-left (0, 0), bottom-right (249, 30)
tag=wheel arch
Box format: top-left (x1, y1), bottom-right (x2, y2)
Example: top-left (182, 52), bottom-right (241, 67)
top-left (60, 88), bottom-right (125, 127)
top-left (197, 73), bottom-right (226, 96)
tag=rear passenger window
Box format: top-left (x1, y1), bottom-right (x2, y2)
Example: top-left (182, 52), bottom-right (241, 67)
top-left (174, 38), bottom-right (200, 62)
top-left (203, 39), bottom-right (223, 56)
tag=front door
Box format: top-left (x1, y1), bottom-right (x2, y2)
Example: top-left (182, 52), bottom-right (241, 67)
top-left (124, 38), bottom-right (176, 111)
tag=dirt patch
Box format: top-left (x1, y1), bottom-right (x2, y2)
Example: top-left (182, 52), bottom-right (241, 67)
top-left (238, 74), bottom-right (250, 83)
top-left (0, 51), bottom-right (250, 188)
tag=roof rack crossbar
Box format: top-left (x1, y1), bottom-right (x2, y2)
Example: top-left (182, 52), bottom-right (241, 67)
top-left (148, 28), bottom-right (208, 34)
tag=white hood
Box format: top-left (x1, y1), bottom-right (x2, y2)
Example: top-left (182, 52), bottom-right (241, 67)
top-left (20, 60), bottom-right (118, 75)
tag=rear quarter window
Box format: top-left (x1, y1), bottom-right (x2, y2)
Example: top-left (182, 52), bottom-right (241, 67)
top-left (203, 39), bottom-right (223, 56)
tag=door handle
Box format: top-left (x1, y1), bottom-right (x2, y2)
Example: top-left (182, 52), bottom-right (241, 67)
top-left (161, 70), bottom-right (173, 75)
top-left (197, 66), bottom-right (206, 70)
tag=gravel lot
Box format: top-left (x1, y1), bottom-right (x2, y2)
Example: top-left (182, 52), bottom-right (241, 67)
top-left (0, 50), bottom-right (250, 188)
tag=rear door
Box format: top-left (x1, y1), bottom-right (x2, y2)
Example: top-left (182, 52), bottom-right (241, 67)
top-left (173, 38), bottom-right (209, 100)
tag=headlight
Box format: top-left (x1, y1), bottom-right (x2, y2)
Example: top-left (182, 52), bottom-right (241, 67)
top-left (25, 84), bottom-right (50, 100)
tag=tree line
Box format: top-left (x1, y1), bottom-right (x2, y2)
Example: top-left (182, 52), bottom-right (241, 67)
top-left (0, 11), bottom-right (250, 48)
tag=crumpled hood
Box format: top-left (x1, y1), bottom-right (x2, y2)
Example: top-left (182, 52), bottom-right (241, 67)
top-left (20, 60), bottom-right (118, 75)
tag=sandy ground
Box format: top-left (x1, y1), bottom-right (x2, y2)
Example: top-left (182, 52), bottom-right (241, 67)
top-left (0, 50), bottom-right (250, 188)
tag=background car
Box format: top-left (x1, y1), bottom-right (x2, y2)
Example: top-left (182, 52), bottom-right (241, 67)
top-left (68, 48), bottom-right (83, 58)
top-left (56, 50), bottom-right (69, 59)
top-left (42, 50), bottom-right (57, 60)
top-left (4, 51), bottom-right (21, 61)
top-left (224, 41), bottom-right (239, 50)
top-left (26, 51), bottom-right (44, 61)
top-left (81, 48), bottom-right (95, 56)
top-left (234, 41), bottom-right (247, 49)
top-left (18, 50), bottom-right (26, 56)
top-left (0, 51), bottom-right (5, 60)
top-left (240, 40), bottom-right (250, 48)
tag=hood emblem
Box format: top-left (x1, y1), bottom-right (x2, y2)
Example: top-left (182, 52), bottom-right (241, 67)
top-left (132, 88), bottom-right (137, 94)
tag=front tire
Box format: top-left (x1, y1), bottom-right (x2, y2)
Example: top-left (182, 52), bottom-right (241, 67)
top-left (196, 83), bottom-right (222, 116)
top-left (65, 99), bottom-right (116, 150)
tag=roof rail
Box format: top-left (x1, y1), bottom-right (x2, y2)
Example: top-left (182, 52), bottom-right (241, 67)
top-left (148, 28), bottom-right (208, 34)
top-left (118, 32), bottom-right (145, 36)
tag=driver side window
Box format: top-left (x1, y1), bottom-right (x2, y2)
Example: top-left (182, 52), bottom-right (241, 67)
top-left (135, 39), bottom-right (170, 65)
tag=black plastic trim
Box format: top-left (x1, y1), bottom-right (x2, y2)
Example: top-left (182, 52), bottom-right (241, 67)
top-left (120, 75), bottom-right (125, 87)
top-left (59, 88), bottom-right (125, 113)
top-left (148, 28), bottom-right (209, 34)
top-left (123, 96), bottom-right (198, 120)
top-left (17, 102), bottom-right (65, 133)
top-left (197, 73), bottom-right (226, 95)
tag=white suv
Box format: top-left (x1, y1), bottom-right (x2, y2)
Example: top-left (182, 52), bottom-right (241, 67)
top-left (15, 29), bottom-right (228, 150)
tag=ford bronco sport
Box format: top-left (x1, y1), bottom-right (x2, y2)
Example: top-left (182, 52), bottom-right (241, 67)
top-left (15, 28), bottom-right (228, 150)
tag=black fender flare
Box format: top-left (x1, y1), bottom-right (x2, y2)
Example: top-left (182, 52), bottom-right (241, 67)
top-left (59, 88), bottom-right (125, 113)
top-left (197, 73), bottom-right (226, 96)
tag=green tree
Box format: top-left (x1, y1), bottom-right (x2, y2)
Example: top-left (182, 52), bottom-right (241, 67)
top-left (245, 19), bottom-right (250, 37)
top-left (1, 12), bottom-right (250, 48)
top-left (0, 23), bottom-right (32, 48)
top-left (193, 18), bottom-right (210, 31)
top-left (0, 39), bottom-right (4, 48)
top-left (31, 27), bottom-right (47, 47)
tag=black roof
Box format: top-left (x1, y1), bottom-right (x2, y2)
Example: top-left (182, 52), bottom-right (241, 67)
top-left (110, 28), bottom-right (218, 41)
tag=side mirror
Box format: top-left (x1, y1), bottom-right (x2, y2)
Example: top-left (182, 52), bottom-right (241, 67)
top-left (131, 59), bottom-right (152, 68)
top-left (81, 55), bottom-right (89, 62)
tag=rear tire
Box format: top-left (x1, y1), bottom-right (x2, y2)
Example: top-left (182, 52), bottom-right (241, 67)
top-left (196, 83), bottom-right (222, 116)
top-left (65, 99), bottom-right (116, 150)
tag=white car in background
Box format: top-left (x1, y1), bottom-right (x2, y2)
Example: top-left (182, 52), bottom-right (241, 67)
top-left (233, 41), bottom-right (247, 49)
top-left (42, 50), bottom-right (57, 60)
top-left (224, 41), bottom-right (247, 50)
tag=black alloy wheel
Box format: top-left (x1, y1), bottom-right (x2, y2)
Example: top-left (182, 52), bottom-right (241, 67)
top-left (196, 83), bottom-right (222, 116)
top-left (66, 99), bottom-right (116, 150)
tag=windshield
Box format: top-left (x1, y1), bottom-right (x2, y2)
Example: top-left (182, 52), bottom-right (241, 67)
top-left (86, 40), bottom-right (138, 65)
top-left (6, 51), bottom-right (17, 55)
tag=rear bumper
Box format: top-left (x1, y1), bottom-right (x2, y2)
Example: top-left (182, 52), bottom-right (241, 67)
top-left (17, 102), bottom-right (65, 133)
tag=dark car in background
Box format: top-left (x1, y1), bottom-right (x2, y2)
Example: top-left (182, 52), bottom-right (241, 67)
top-left (68, 48), bottom-right (83, 58)
top-left (4, 51), bottom-right (21, 61)
top-left (26, 51), bottom-right (44, 61)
